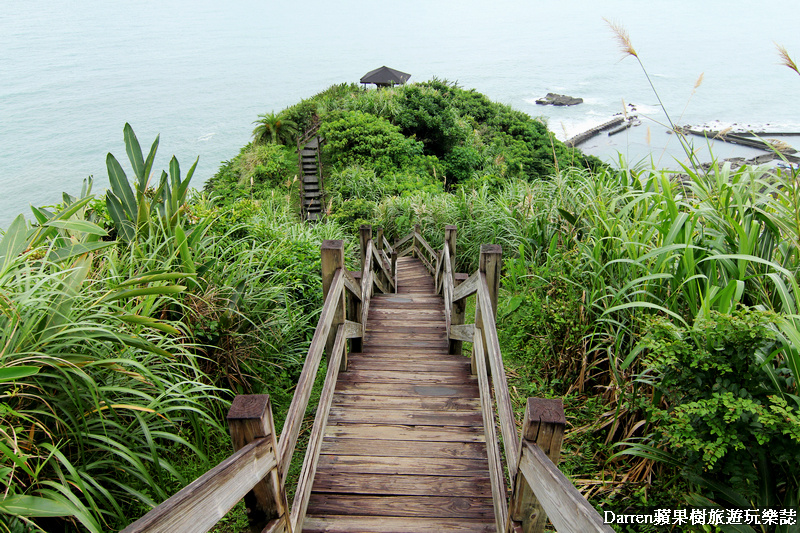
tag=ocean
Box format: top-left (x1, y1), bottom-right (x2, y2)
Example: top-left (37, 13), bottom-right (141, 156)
top-left (2, 0), bottom-right (799, 229)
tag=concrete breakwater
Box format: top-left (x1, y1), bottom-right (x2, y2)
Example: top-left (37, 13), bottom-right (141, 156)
top-left (565, 116), bottom-right (625, 148)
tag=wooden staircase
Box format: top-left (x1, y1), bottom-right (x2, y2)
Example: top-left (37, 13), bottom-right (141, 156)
top-left (303, 256), bottom-right (494, 532)
top-left (124, 225), bottom-right (612, 533)
top-left (299, 137), bottom-right (324, 222)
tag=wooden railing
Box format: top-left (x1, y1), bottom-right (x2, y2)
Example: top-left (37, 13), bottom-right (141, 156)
top-left (403, 225), bottom-right (612, 533)
top-left (123, 232), bottom-right (391, 533)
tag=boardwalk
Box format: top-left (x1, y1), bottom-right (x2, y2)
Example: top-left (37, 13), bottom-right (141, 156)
top-left (303, 256), bottom-right (495, 532)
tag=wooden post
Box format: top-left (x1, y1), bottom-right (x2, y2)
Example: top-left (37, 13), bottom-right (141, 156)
top-left (446, 226), bottom-right (465, 356)
top-left (413, 223), bottom-right (421, 258)
top-left (373, 225), bottom-right (389, 290)
top-left (480, 244), bottom-right (501, 316)
top-left (347, 278), bottom-right (362, 354)
top-left (509, 398), bottom-right (566, 533)
top-left (227, 395), bottom-right (288, 533)
top-left (472, 244), bottom-right (501, 374)
top-left (321, 240), bottom-right (347, 370)
top-left (391, 249), bottom-right (398, 292)
top-left (359, 225), bottom-right (371, 272)
top-left (375, 226), bottom-right (384, 253)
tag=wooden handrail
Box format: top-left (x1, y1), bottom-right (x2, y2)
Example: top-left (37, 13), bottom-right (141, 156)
top-left (277, 267), bottom-right (344, 477)
top-left (371, 240), bottom-right (395, 290)
top-left (476, 269), bottom-right (518, 481)
top-left (297, 115), bottom-right (321, 149)
top-left (392, 232), bottom-right (413, 250)
top-left (517, 441), bottom-right (613, 532)
top-left (121, 437), bottom-right (276, 533)
top-left (290, 324), bottom-right (347, 531)
top-left (473, 328), bottom-right (509, 533)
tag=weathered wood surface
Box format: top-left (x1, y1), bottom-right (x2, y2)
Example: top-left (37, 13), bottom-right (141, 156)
top-left (473, 329), bottom-right (508, 533)
top-left (291, 325), bottom-right (347, 532)
top-left (277, 264), bottom-right (343, 480)
top-left (517, 441), bottom-right (614, 533)
top-left (477, 267), bottom-right (519, 482)
top-left (303, 256), bottom-right (495, 532)
top-left (121, 438), bottom-right (277, 533)
top-left (304, 515), bottom-right (495, 533)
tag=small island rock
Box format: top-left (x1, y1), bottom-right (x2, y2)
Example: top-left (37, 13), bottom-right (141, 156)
top-left (535, 93), bottom-right (583, 106)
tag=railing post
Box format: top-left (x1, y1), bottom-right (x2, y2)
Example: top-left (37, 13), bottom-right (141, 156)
top-left (227, 395), bottom-right (288, 533)
top-left (446, 225), bottom-right (465, 356)
top-left (373, 225), bottom-right (390, 291)
top-left (413, 223), bottom-right (421, 258)
top-left (348, 273), bottom-right (363, 354)
top-left (508, 398), bottom-right (566, 533)
top-left (359, 225), bottom-right (371, 271)
top-left (391, 249), bottom-right (398, 292)
top-left (322, 240), bottom-right (347, 371)
top-left (375, 226), bottom-right (384, 253)
top-left (472, 244), bottom-right (501, 375)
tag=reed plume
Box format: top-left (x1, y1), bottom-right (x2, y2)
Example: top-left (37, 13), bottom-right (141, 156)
top-left (605, 18), bottom-right (637, 58)
top-left (777, 44), bottom-right (800, 76)
top-left (605, 19), bottom-right (701, 173)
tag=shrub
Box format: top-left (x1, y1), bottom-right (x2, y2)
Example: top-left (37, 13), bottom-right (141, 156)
top-left (640, 310), bottom-right (800, 508)
top-left (319, 110), bottom-right (425, 176)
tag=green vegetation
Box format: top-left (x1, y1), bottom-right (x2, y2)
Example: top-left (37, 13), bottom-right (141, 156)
top-left (2, 77), bottom-right (799, 532)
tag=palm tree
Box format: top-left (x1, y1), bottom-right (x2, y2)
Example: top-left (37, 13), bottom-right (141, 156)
top-left (252, 112), bottom-right (298, 145)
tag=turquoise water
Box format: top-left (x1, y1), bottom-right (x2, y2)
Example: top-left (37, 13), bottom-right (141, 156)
top-left (2, 0), bottom-right (800, 228)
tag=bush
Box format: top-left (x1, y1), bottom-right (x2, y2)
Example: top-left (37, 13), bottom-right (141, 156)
top-left (328, 198), bottom-right (378, 233)
top-left (319, 110), bottom-right (425, 176)
top-left (641, 310), bottom-right (800, 508)
top-left (204, 143), bottom-right (298, 206)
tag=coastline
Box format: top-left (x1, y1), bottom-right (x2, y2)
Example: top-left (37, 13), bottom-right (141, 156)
top-left (567, 112), bottom-right (800, 170)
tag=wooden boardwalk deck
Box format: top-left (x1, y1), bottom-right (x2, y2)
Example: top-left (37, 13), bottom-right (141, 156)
top-left (303, 256), bottom-right (495, 532)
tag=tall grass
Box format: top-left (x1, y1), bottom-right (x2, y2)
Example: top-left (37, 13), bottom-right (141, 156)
top-left (0, 227), bottom-right (225, 531)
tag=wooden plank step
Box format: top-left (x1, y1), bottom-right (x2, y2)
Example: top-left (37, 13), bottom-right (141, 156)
top-left (367, 307), bottom-right (444, 316)
top-left (319, 437), bottom-right (486, 459)
top-left (364, 324), bottom-right (445, 333)
top-left (306, 494), bottom-right (494, 519)
top-left (337, 370), bottom-right (470, 384)
top-left (327, 407), bottom-right (483, 426)
top-left (303, 515), bottom-right (495, 533)
top-left (323, 423), bottom-right (485, 442)
top-left (334, 382), bottom-right (478, 398)
top-left (315, 455), bottom-right (490, 477)
top-left (371, 295), bottom-right (443, 302)
top-left (369, 303), bottom-right (444, 311)
top-left (362, 335), bottom-right (448, 343)
top-left (356, 348), bottom-right (450, 356)
top-left (311, 472), bottom-right (492, 497)
top-left (365, 318), bottom-right (445, 326)
top-left (330, 394), bottom-right (479, 411)
top-left (344, 359), bottom-right (468, 372)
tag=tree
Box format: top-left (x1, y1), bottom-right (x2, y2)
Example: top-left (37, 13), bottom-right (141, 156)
top-left (252, 112), bottom-right (298, 145)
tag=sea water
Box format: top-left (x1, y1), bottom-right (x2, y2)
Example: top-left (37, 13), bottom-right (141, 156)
top-left (2, 0), bottom-right (799, 229)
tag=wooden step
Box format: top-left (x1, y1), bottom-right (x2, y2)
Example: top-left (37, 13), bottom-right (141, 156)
top-left (303, 515), bottom-right (495, 533)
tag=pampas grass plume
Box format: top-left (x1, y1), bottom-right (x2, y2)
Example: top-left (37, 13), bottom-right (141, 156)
top-left (777, 44), bottom-right (800, 76)
top-left (604, 18), bottom-right (638, 58)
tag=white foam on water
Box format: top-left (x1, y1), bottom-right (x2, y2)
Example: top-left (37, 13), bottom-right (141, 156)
top-left (626, 103), bottom-right (662, 116)
top-left (197, 132), bottom-right (216, 142)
